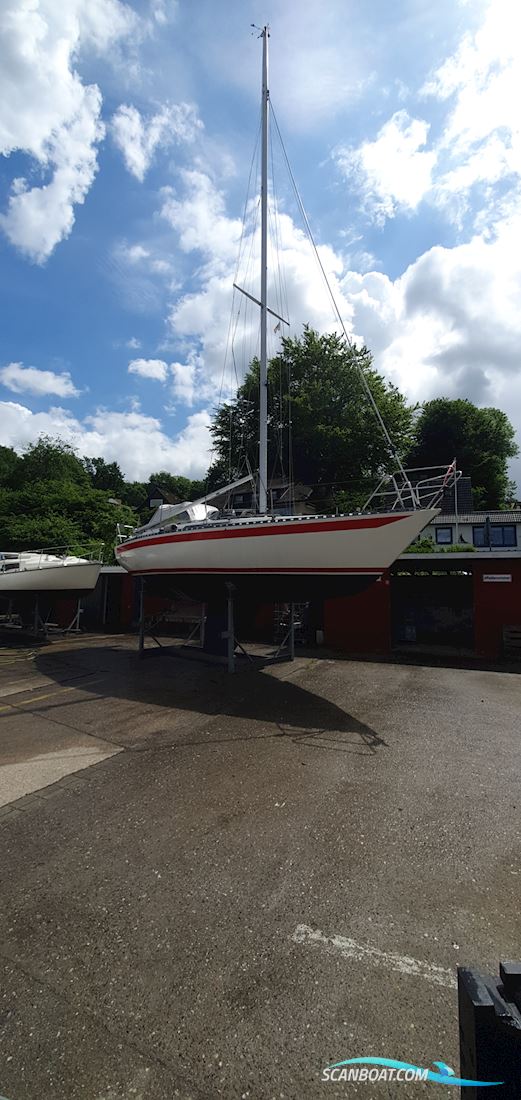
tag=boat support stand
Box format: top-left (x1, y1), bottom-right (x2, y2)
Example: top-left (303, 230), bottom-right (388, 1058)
top-left (214, 585), bottom-right (297, 672)
top-left (137, 579), bottom-right (296, 674)
top-left (29, 596), bottom-right (84, 638)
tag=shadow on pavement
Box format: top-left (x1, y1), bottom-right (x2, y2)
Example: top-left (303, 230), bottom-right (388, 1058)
top-left (33, 640), bottom-right (387, 756)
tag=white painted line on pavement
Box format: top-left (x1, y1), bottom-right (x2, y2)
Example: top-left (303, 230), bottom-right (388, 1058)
top-left (292, 924), bottom-right (456, 989)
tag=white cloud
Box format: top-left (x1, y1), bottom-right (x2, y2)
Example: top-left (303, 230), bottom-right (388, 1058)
top-left (82, 407), bottom-right (212, 479)
top-left (160, 170), bottom-right (243, 266)
top-left (150, 0), bottom-right (177, 25)
top-left (170, 360), bottom-right (196, 406)
top-left (338, 0), bottom-right (521, 230)
top-left (424, 0), bottom-right (521, 226)
top-left (164, 170), bottom-right (354, 395)
top-left (335, 110), bottom-right (437, 224)
top-left (126, 336), bottom-right (141, 349)
top-left (111, 102), bottom-right (203, 181)
top-left (0, 402), bottom-right (212, 480)
top-left (110, 241), bottom-right (174, 294)
top-left (78, 0), bottom-right (140, 53)
top-left (106, 240), bottom-right (173, 314)
top-left (128, 352), bottom-right (208, 408)
top-left (159, 166), bottom-right (363, 422)
top-left (0, 362), bottom-right (80, 398)
top-left (341, 211), bottom-right (521, 484)
top-left (125, 244), bottom-right (150, 263)
top-left (0, 87), bottom-right (104, 263)
top-left (128, 358), bottom-right (169, 381)
top-left (151, 258), bottom-right (171, 274)
top-left (0, 0), bottom-right (138, 262)
top-left (423, 0), bottom-right (521, 150)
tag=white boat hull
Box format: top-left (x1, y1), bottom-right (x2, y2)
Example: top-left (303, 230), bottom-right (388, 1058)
top-left (115, 508), bottom-right (437, 600)
top-left (0, 561), bottom-right (101, 594)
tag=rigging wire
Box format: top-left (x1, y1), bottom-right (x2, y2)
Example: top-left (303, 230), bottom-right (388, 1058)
top-left (267, 204), bottom-right (285, 487)
top-left (233, 189), bottom-right (261, 482)
top-left (269, 122), bottom-right (290, 329)
top-left (270, 138), bottom-right (294, 512)
top-left (270, 102), bottom-right (408, 483)
top-left (215, 112), bottom-right (262, 485)
top-left (266, 120), bottom-right (293, 502)
top-left (236, 126), bottom-right (263, 473)
top-left (216, 114), bottom-right (261, 397)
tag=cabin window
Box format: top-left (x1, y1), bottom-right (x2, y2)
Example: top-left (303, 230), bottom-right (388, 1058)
top-left (435, 526), bottom-right (453, 545)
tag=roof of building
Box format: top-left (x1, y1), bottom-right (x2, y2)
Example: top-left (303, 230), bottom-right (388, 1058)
top-left (433, 512), bottom-right (521, 524)
top-left (146, 483), bottom-right (178, 506)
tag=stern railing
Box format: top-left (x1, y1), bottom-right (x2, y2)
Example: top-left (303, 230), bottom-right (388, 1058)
top-left (363, 462), bottom-right (461, 513)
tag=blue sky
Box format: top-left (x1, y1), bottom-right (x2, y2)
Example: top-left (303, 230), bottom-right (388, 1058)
top-left (1, 0), bottom-right (521, 487)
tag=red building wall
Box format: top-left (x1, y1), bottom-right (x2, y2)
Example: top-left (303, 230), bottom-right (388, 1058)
top-left (323, 574), bottom-right (391, 654)
top-left (323, 558), bottom-right (521, 660)
top-left (473, 559), bottom-right (521, 659)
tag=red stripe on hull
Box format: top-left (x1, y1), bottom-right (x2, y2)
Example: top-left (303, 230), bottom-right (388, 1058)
top-left (116, 514), bottom-right (405, 554)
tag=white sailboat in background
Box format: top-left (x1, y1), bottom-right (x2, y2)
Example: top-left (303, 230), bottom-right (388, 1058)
top-left (0, 549), bottom-right (101, 594)
top-left (116, 27), bottom-right (449, 602)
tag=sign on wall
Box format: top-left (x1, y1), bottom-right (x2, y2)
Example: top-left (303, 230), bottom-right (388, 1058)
top-left (483, 574), bottom-right (512, 583)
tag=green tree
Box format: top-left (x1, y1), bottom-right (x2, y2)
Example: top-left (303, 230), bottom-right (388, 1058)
top-left (208, 327), bottom-right (416, 509)
top-left (147, 472), bottom-right (207, 501)
top-left (0, 438), bottom-right (137, 559)
top-left (19, 437), bottom-right (89, 486)
top-left (0, 445), bottom-right (20, 487)
top-left (408, 398), bottom-right (518, 509)
top-left (120, 480), bottom-right (148, 513)
top-left (83, 456), bottom-right (126, 494)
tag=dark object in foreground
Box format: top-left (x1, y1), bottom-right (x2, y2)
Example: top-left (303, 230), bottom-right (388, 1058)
top-left (459, 963), bottom-right (521, 1097)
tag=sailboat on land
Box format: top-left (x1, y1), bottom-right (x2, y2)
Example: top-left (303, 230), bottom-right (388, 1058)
top-left (116, 27), bottom-right (447, 602)
top-left (0, 549), bottom-right (101, 594)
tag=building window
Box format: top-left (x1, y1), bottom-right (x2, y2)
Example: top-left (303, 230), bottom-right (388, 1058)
top-left (473, 524), bottom-right (517, 547)
top-left (435, 526), bottom-right (453, 544)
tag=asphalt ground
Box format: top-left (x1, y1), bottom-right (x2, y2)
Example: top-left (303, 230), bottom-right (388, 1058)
top-left (0, 634), bottom-right (520, 1099)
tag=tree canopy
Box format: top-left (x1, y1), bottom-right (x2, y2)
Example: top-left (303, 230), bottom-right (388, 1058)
top-left (0, 439), bottom-right (208, 557)
top-left (407, 398), bottom-right (518, 509)
top-left (208, 327), bottom-right (416, 510)
top-left (83, 456), bottom-right (126, 495)
top-left (0, 439), bottom-right (136, 557)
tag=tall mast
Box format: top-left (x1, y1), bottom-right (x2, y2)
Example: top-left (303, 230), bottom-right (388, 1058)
top-left (259, 25), bottom-right (269, 514)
